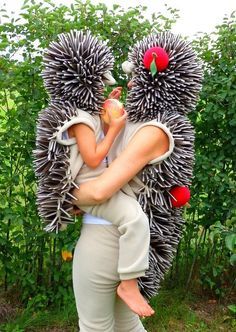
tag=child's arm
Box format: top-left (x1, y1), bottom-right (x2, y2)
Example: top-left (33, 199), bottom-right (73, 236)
top-left (69, 111), bottom-right (127, 169)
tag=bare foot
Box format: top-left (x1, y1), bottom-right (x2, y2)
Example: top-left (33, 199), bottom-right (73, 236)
top-left (117, 279), bottom-right (155, 317)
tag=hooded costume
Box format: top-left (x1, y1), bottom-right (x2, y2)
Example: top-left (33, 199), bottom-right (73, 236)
top-left (34, 30), bottom-right (115, 232)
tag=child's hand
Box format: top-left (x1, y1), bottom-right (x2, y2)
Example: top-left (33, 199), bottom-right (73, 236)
top-left (108, 109), bottom-right (127, 133)
top-left (108, 87), bottom-right (122, 100)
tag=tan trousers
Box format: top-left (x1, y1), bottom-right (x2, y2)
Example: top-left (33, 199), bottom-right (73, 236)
top-left (79, 190), bottom-right (150, 280)
top-left (73, 224), bottom-right (147, 332)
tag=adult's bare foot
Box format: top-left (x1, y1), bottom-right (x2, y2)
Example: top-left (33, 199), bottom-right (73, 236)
top-left (117, 279), bottom-right (155, 317)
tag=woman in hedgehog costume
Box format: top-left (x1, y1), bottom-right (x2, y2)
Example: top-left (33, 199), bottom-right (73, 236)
top-left (71, 31), bottom-right (203, 331)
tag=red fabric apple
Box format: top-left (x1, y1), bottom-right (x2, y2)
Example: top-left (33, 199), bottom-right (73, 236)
top-left (170, 186), bottom-right (191, 208)
top-left (143, 47), bottom-right (169, 76)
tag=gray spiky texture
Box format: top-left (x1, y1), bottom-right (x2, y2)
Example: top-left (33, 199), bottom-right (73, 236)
top-left (126, 31), bottom-right (203, 122)
top-left (135, 111), bottom-right (195, 299)
top-left (139, 208), bottom-right (184, 298)
top-left (34, 100), bottom-right (78, 232)
top-left (42, 30), bottom-right (114, 114)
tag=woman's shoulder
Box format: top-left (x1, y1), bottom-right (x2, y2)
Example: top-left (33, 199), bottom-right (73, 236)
top-left (126, 120), bottom-right (171, 145)
top-left (125, 121), bottom-right (171, 163)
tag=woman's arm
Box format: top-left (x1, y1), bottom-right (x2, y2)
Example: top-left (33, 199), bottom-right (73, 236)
top-left (73, 125), bottom-right (169, 205)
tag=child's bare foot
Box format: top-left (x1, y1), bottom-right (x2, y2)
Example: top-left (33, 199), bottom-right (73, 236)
top-left (117, 279), bottom-right (155, 317)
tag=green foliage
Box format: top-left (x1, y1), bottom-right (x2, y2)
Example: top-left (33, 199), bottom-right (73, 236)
top-left (0, 299), bottom-right (77, 331)
top-left (228, 304), bottom-right (236, 315)
top-left (181, 13), bottom-right (236, 296)
top-left (191, 14), bottom-right (236, 229)
top-left (0, 0), bottom-right (235, 311)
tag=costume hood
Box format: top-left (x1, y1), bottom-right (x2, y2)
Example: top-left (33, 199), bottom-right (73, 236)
top-left (42, 30), bottom-right (115, 114)
top-left (123, 31), bottom-right (203, 122)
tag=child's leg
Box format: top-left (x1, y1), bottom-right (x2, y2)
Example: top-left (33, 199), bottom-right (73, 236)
top-left (78, 191), bottom-right (154, 316)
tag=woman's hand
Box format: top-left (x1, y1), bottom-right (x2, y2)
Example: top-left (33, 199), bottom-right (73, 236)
top-left (108, 87), bottom-right (122, 100)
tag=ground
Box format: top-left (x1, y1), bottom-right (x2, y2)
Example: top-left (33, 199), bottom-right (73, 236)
top-left (0, 288), bottom-right (235, 332)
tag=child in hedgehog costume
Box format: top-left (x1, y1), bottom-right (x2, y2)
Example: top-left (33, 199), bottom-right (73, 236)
top-left (34, 30), bottom-right (155, 318)
top-left (72, 29), bottom-right (203, 314)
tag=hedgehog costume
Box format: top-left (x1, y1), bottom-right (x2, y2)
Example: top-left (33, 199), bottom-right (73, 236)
top-left (34, 30), bottom-right (202, 301)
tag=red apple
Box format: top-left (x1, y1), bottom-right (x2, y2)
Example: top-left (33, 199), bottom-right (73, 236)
top-left (170, 186), bottom-right (191, 208)
top-left (143, 47), bottom-right (169, 72)
top-left (102, 99), bottom-right (124, 124)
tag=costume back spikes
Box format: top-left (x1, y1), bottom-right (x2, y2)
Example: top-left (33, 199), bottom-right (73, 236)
top-left (34, 100), bottom-right (79, 232)
top-left (42, 30), bottom-right (114, 113)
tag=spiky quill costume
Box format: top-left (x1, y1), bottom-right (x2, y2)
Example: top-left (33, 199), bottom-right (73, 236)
top-left (34, 30), bottom-right (202, 299)
top-left (121, 32), bottom-right (203, 298)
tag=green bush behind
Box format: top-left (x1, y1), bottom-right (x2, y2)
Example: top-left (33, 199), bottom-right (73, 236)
top-left (0, 0), bottom-right (235, 308)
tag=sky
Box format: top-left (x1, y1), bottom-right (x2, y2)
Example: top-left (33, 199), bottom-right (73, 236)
top-left (0, 0), bottom-right (235, 37)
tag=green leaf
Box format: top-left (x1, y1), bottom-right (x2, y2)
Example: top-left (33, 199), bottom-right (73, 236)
top-left (225, 233), bottom-right (236, 251)
top-left (213, 267), bottom-right (218, 277)
top-left (228, 304), bottom-right (236, 314)
top-left (230, 254), bottom-right (236, 266)
top-left (150, 58), bottom-right (157, 77)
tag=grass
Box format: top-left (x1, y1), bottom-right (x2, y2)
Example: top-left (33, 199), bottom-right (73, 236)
top-left (144, 288), bottom-right (235, 331)
top-left (0, 303), bottom-right (78, 332)
top-left (0, 288), bottom-right (235, 332)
